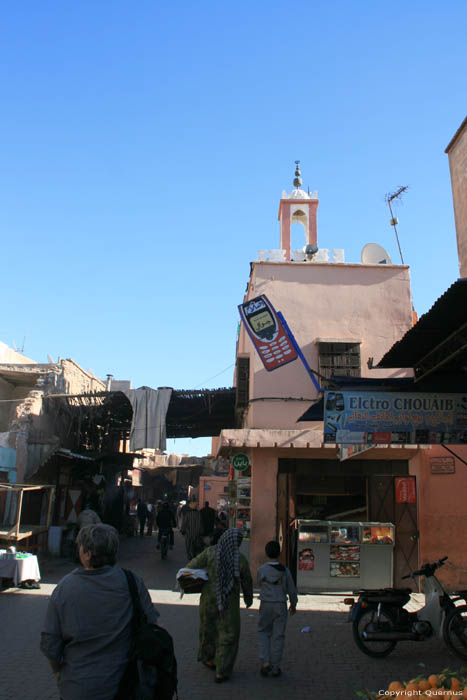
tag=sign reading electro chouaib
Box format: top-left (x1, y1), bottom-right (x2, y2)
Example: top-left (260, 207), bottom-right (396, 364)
top-left (324, 390), bottom-right (467, 445)
top-left (238, 295), bottom-right (298, 371)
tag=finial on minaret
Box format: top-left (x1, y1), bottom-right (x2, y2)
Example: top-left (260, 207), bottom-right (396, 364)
top-left (293, 160), bottom-right (302, 189)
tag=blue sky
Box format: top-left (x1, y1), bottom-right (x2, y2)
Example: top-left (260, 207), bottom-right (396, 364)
top-left (1, 2), bottom-right (465, 455)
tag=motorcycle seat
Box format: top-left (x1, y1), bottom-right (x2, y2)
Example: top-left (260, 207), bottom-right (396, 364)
top-left (358, 587), bottom-right (412, 606)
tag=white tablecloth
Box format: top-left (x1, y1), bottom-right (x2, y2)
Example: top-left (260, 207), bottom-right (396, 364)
top-left (0, 556), bottom-right (41, 585)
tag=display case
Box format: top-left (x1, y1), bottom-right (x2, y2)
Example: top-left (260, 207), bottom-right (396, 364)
top-left (232, 477), bottom-right (251, 541)
top-left (296, 520), bottom-right (394, 592)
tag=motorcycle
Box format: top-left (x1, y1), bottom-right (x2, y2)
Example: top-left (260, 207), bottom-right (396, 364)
top-left (346, 556), bottom-right (467, 659)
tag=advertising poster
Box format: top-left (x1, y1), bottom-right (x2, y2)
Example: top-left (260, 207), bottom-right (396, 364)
top-left (330, 561), bottom-right (360, 577)
top-left (324, 390), bottom-right (467, 445)
top-left (395, 477), bottom-right (416, 504)
top-left (298, 548), bottom-right (315, 571)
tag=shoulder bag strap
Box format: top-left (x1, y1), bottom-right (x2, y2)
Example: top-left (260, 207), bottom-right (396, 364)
top-left (122, 568), bottom-right (148, 629)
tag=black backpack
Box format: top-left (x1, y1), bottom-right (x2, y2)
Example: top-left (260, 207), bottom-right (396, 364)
top-left (116, 569), bottom-right (178, 700)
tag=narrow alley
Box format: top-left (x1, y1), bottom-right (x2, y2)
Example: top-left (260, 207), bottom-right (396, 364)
top-left (0, 530), bottom-right (464, 700)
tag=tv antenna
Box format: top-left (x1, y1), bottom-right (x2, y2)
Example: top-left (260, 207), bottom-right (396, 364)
top-left (385, 186), bottom-right (408, 264)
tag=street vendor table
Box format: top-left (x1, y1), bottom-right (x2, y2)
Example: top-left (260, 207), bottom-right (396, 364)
top-left (0, 555), bottom-right (41, 586)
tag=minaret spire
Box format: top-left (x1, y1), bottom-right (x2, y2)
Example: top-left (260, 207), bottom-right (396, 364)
top-left (293, 160), bottom-right (302, 189)
top-left (279, 160), bottom-right (319, 260)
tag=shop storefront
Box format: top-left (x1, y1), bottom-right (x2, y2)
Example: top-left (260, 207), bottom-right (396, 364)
top-left (279, 457), bottom-right (418, 589)
top-left (296, 519), bottom-right (394, 591)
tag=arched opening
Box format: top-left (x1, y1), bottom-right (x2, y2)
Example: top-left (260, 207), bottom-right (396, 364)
top-left (291, 220), bottom-right (307, 257)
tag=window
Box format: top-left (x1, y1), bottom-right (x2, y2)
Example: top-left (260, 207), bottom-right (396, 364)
top-left (318, 342), bottom-right (361, 380)
top-left (235, 356), bottom-right (250, 410)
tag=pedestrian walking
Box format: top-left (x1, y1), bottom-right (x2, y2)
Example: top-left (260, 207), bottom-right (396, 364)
top-left (186, 527), bottom-right (253, 683)
top-left (40, 523), bottom-right (160, 700)
top-left (180, 501), bottom-right (203, 559)
top-left (156, 501), bottom-right (176, 549)
top-left (136, 499), bottom-right (148, 537)
top-left (257, 539), bottom-right (298, 678)
top-left (146, 501), bottom-right (155, 536)
top-left (176, 500), bottom-right (188, 530)
top-left (200, 501), bottom-right (216, 543)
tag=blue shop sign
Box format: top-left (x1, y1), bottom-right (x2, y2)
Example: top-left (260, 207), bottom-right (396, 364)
top-left (324, 391), bottom-right (467, 445)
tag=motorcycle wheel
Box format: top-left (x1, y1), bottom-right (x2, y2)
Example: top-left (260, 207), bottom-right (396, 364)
top-left (443, 605), bottom-right (467, 660)
top-left (353, 608), bottom-right (397, 658)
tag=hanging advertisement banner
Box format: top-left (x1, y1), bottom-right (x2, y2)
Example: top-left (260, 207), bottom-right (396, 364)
top-left (238, 295), bottom-right (298, 371)
top-left (324, 390), bottom-right (467, 445)
top-left (395, 477), bottom-right (416, 504)
top-left (337, 443), bottom-right (373, 461)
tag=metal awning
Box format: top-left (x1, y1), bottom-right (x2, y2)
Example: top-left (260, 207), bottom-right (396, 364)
top-left (376, 278), bottom-right (467, 381)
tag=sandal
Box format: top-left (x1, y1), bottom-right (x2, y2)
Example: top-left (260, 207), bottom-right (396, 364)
top-left (215, 675), bottom-right (229, 683)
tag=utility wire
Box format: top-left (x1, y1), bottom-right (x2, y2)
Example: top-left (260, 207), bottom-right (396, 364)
top-left (193, 363), bottom-right (235, 389)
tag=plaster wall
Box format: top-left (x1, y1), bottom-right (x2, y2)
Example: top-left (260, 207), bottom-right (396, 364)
top-left (238, 261), bottom-right (413, 428)
top-left (410, 445), bottom-right (467, 589)
top-left (199, 476), bottom-right (229, 509)
top-left (1, 359), bottom-right (105, 482)
top-left (446, 119), bottom-right (467, 277)
top-left (0, 342), bottom-right (36, 365)
top-left (250, 448), bottom-right (279, 576)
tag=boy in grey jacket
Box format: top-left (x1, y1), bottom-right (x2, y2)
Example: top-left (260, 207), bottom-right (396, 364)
top-left (257, 540), bottom-right (298, 677)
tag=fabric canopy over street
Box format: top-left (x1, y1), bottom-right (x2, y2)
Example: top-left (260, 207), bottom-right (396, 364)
top-left (377, 278), bottom-right (467, 382)
top-left (166, 387), bottom-right (236, 438)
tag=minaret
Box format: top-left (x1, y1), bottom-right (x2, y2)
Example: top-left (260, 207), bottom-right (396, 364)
top-left (278, 161), bottom-right (319, 261)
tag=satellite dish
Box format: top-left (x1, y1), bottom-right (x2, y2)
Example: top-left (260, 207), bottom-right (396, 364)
top-left (361, 243), bottom-right (392, 265)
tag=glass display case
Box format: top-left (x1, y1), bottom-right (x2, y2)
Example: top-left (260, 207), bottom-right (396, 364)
top-left (296, 520), bottom-right (394, 592)
top-left (234, 477), bottom-right (251, 540)
top-left (298, 524), bottom-right (328, 543)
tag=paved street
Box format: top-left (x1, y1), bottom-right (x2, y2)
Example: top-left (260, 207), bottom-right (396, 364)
top-left (1, 531), bottom-right (466, 700)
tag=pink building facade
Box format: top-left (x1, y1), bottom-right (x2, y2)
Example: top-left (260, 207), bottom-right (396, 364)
top-left (217, 166), bottom-right (467, 590)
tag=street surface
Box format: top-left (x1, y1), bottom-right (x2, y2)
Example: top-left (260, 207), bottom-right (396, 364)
top-left (0, 530), bottom-right (465, 700)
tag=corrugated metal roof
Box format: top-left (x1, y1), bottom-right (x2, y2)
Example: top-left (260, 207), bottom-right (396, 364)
top-left (377, 278), bottom-right (467, 372)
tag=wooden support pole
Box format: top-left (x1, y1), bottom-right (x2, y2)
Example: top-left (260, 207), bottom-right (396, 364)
top-left (15, 489), bottom-right (24, 539)
top-left (46, 487), bottom-right (55, 528)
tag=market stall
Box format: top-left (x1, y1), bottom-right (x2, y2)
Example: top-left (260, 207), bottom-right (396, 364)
top-left (0, 551), bottom-right (41, 588)
top-left (0, 483), bottom-right (55, 550)
top-left (296, 519), bottom-right (394, 592)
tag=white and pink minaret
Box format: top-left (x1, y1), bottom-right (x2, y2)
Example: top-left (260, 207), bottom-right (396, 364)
top-left (278, 161), bottom-right (319, 261)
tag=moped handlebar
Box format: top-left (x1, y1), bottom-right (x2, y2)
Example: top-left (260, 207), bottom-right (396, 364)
top-left (401, 556), bottom-right (448, 579)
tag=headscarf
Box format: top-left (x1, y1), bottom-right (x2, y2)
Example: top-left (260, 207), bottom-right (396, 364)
top-left (215, 527), bottom-right (243, 612)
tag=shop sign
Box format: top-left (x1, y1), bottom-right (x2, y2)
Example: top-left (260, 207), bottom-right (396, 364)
top-left (337, 443), bottom-right (373, 461)
top-left (232, 453), bottom-right (250, 471)
top-left (238, 295), bottom-right (298, 371)
top-left (430, 456), bottom-right (455, 474)
top-left (324, 390), bottom-right (467, 445)
top-left (395, 477), bottom-right (416, 504)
